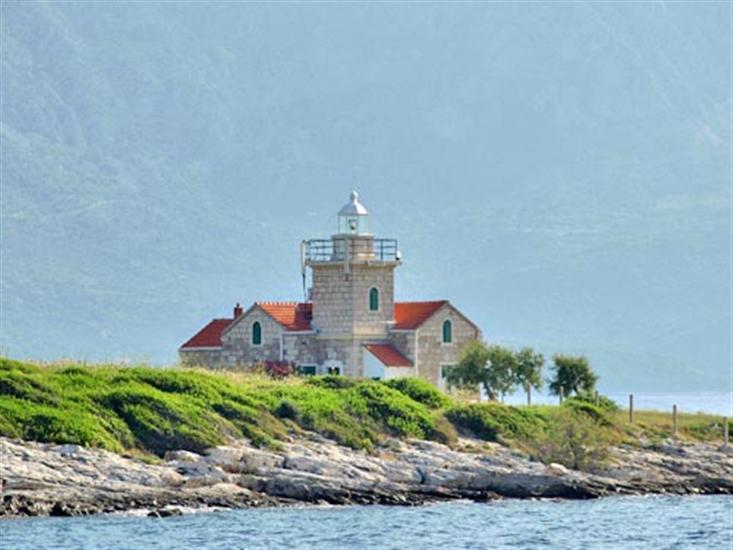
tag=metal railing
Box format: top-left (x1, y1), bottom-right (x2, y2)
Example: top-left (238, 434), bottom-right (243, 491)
top-left (304, 238), bottom-right (399, 263)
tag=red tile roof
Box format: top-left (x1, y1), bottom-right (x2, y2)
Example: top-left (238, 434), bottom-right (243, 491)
top-left (180, 319), bottom-right (231, 349)
top-left (363, 343), bottom-right (413, 367)
top-left (393, 301), bottom-right (448, 330)
top-left (182, 299), bottom-right (450, 350)
top-left (258, 302), bottom-right (313, 331)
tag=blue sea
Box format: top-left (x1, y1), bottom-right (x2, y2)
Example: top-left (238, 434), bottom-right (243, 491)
top-left (503, 391), bottom-right (733, 416)
top-left (2, 496), bottom-right (731, 550)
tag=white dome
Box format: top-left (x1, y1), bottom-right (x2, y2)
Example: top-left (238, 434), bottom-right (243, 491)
top-left (338, 191), bottom-right (368, 216)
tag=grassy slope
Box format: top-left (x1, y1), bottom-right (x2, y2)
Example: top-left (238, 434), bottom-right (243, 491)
top-left (0, 359), bottom-right (727, 461)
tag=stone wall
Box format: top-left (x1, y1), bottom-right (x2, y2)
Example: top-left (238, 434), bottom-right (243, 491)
top-left (414, 305), bottom-right (482, 390)
top-left (388, 331), bottom-right (416, 363)
top-left (178, 348), bottom-right (224, 369)
top-left (348, 263), bottom-right (396, 336)
top-left (310, 263), bottom-right (397, 338)
top-left (220, 307), bottom-right (283, 365)
top-left (313, 337), bottom-right (362, 377)
top-left (282, 333), bottom-right (322, 366)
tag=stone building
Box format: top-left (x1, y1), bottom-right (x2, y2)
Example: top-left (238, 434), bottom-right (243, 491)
top-left (179, 192), bottom-right (482, 389)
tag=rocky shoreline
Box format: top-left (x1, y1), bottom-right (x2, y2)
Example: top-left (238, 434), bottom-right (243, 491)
top-left (2, 435), bottom-right (732, 518)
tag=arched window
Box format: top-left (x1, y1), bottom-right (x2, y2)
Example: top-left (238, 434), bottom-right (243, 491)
top-left (369, 287), bottom-right (379, 311)
top-left (442, 320), bottom-right (452, 344)
top-left (252, 321), bottom-right (262, 346)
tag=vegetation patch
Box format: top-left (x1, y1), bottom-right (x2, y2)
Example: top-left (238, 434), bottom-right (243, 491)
top-left (445, 403), bottom-right (549, 442)
top-left (0, 358), bottom-right (727, 466)
top-left (382, 377), bottom-right (450, 409)
top-left (526, 409), bottom-right (614, 472)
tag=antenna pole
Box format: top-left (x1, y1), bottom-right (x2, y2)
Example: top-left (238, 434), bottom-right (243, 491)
top-left (300, 240), bottom-right (308, 301)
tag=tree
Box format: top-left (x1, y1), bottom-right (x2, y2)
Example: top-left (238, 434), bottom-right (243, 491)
top-left (485, 345), bottom-right (518, 401)
top-left (514, 347), bottom-right (544, 405)
top-left (549, 354), bottom-right (598, 397)
top-left (446, 341), bottom-right (517, 401)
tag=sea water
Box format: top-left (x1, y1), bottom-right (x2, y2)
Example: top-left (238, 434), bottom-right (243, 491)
top-left (2, 496), bottom-right (731, 550)
top-left (502, 391), bottom-right (733, 416)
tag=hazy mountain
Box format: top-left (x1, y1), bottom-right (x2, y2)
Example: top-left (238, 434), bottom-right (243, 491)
top-left (1, 1), bottom-right (730, 392)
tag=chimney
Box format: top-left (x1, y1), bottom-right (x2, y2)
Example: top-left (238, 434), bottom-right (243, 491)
top-left (233, 302), bottom-right (243, 319)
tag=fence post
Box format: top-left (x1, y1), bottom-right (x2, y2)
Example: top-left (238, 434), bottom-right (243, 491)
top-left (629, 394), bottom-right (634, 423)
top-left (595, 390), bottom-right (599, 406)
top-left (724, 417), bottom-right (729, 446)
top-left (559, 386), bottom-right (564, 404)
top-left (672, 404), bottom-right (678, 439)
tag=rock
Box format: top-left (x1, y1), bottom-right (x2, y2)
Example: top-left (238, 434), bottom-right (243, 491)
top-left (1, 435), bottom-right (732, 518)
top-left (546, 463), bottom-right (570, 476)
top-left (148, 507), bottom-right (184, 518)
top-left (164, 450), bottom-right (200, 463)
top-left (205, 445), bottom-right (283, 473)
top-left (50, 444), bottom-right (83, 457)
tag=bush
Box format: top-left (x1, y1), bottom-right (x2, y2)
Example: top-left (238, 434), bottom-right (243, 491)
top-left (275, 399), bottom-right (299, 420)
top-left (382, 377), bottom-right (450, 409)
top-left (527, 409), bottom-right (612, 471)
top-left (572, 391), bottom-right (619, 412)
top-left (431, 413), bottom-right (458, 446)
top-left (562, 398), bottom-right (612, 426)
top-left (445, 403), bottom-right (548, 442)
top-left (345, 383), bottom-right (435, 439)
top-left (306, 375), bottom-right (357, 390)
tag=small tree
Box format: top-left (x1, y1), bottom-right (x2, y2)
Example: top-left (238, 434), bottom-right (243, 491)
top-left (446, 342), bottom-right (517, 401)
top-left (486, 345), bottom-right (518, 401)
top-left (549, 354), bottom-right (598, 397)
top-left (445, 341), bottom-right (490, 396)
top-left (514, 347), bottom-right (544, 405)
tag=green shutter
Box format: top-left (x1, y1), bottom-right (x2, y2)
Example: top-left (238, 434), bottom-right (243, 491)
top-left (369, 288), bottom-right (379, 311)
top-left (442, 320), bottom-right (452, 343)
top-left (252, 322), bottom-right (262, 345)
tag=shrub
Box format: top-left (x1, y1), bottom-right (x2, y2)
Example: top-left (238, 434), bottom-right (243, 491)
top-left (306, 375), bottom-right (357, 390)
top-left (382, 377), bottom-right (450, 409)
top-left (445, 403), bottom-right (548, 442)
top-left (562, 398), bottom-right (612, 426)
top-left (100, 384), bottom-right (227, 455)
top-left (431, 412), bottom-right (458, 446)
top-left (572, 391), bottom-right (619, 412)
top-left (527, 409), bottom-right (612, 471)
top-left (345, 383), bottom-right (435, 439)
top-left (275, 399), bottom-right (299, 420)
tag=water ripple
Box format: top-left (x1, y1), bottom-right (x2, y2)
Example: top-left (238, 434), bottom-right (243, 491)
top-left (1, 496), bottom-right (732, 550)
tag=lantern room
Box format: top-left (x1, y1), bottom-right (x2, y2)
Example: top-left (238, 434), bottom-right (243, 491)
top-left (338, 191), bottom-right (369, 235)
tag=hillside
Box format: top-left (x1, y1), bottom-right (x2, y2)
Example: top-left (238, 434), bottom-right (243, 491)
top-left (1, 2), bottom-right (730, 391)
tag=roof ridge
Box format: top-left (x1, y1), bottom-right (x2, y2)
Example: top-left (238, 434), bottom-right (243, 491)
top-left (395, 299), bottom-right (448, 304)
top-left (363, 342), bottom-right (412, 367)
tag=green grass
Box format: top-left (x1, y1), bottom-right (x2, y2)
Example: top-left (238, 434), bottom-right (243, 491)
top-left (0, 359), bottom-right (455, 455)
top-left (611, 409), bottom-right (730, 444)
top-left (0, 358), bottom-right (727, 463)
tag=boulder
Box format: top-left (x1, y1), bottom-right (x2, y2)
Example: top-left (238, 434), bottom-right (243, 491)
top-left (546, 463), bottom-right (570, 476)
top-left (164, 450), bottom-right (200, 463)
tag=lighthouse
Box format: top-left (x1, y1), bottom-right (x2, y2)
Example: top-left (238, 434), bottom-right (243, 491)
top-left (302, 191), bottom-right (401, 376)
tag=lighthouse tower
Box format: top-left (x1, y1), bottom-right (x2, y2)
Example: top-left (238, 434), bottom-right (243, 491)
top-left (302, 192), bottom-right (401, 376)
